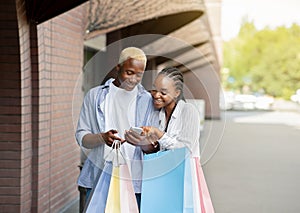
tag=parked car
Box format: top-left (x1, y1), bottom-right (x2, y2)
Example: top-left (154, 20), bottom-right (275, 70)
top-left (290, 89), bottom-right (300, 104)
top-left (219, 91), bottom-right (235, 110)
top-left (255, 95), bottom-right (274, 110)
top-left (233, 94), bottom-right (274, 111)
top-left (220, 91), bottom-right (274, 111)
top-left (232, 94), bottom-right (256, 110)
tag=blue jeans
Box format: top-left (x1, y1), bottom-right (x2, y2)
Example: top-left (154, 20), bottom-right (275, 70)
top-left (85, 188), bottom-right (92, 204)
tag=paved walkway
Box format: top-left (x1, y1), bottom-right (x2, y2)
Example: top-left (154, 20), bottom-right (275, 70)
top-left (201, 104), bottom-right (300, 213)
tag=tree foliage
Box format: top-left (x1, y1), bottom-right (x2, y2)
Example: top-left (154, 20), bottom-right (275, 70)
top-left (223, 19), bottom-right (300, 99)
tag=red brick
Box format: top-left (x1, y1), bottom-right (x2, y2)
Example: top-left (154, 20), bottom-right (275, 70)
top-left (0, 71), bottom-right (20, 81)
top-left (0, 178), bottom-right (19, 187)
top-left (0, 195), bottom-right (20, 204)
top-left (0, 141), bottom-right (21, 150)
top-left (0, 124), bottom-right (21, 133)
top-left (21, 146), bottom-right (32, 159)
top-left (0, 53), bottom-right (20, 62)
top-left (0, 19), bottom-right (18, 29)
top-left (0, 168), bottom-right (20, 178)
top-left (0, 160), bottom-right (21, 169)
top-left (0, 46), bottom-right (21, 55)
top-left (0, 205), bottom-right (20, 212)
top-left (0, 186), bottom-right (20, 195)
top-left (0, 89), bottom-right (21, 98)
top-left (0, 115), bottom-right (21, 123)
top-left (20, 164), bottom-right (31, 177)
top-left (0, 151), bottom-right (20, 160)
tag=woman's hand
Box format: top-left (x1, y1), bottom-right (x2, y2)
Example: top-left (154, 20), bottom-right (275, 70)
top-left (141, 126), bottom-right (164, 139)
top-left (124, 130), bottom-right (151, 146)
top-left (124, 127), bottom-right (162, 154)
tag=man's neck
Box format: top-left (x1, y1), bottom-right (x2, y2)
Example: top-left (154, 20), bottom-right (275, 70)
top-left (112, 79), bottom-right (120, 88)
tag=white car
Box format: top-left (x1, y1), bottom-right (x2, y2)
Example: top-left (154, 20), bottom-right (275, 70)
top-left (219, 91), bottom-right (235, 110)
top-left (233, 94), bottom-right (256, 110)
top-left (290, 89), bottom-right (300, 104)
top-left (255, 96), bottom-right (274, 110)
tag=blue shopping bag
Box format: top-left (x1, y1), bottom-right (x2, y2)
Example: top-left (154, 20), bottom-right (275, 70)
top-left (141, 147), bottom-right (192, 213)
top-left (184, 154), bottom-right (194, 213)
top-left (85, 162), bottom-right (113, 213)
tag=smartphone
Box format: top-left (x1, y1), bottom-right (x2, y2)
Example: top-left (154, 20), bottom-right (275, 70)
top-left (130, 127), bottom-right (143, 135)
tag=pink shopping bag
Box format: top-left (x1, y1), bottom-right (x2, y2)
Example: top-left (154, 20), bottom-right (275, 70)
top-left (119, 164), bottom-right (139, 213)
top-left (194, 157), bottom-right (214, 213)
top-left (105, 163), bottom-right (139, 213)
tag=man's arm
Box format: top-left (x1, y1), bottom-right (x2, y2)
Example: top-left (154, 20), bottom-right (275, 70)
top-left (82, 133), bottom-right (104, 149)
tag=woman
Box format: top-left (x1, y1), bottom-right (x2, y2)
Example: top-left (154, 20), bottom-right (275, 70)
top-left (125, 67), bottom-right (214, 212)
top-left (125, 66), bottom-right (200, 157)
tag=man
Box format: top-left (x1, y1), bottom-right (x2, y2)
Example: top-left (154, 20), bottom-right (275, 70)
top-left (75, 47), bottom-right (153, 208)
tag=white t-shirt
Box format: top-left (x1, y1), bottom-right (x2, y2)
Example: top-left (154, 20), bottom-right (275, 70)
top-left (105, 81), bottom-right (137, 137)
top-left (104, 81), bottom-right (141, 190)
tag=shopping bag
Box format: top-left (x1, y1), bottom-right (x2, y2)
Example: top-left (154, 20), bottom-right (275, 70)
top-left (85, 142), bottom-right (139, 213)
top-left (105, 164), bottom-right (139, 213)
top-left (189, 157), bottom-right (202, 213)
top-left (119, 164), bottom-right (139, 213)
top-left (141, 147), bottom-right (215, 213)
top-left (141, 147), bottom-right (189, 213)
top-left (194, 157), bottom-right (215, 213)
top-left (183, 154), bottom-right (194, 213)
top-left (85, 162), bottom-right (113, 213)
top-left (105, 165), bottom-right (121, 212)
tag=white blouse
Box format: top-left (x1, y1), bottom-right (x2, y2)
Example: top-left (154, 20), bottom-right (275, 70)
top-left (157, 100), bottom-right (200, 157)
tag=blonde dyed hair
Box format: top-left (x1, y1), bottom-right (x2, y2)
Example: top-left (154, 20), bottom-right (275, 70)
top-left (118, 47), bottom-right (147, 67)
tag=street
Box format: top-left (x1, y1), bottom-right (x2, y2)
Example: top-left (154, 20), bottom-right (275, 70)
top-left (201, 105), bottom-right (300, 213)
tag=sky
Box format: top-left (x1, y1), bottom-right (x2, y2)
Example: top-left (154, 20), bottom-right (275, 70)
top-left (221, 0), bottom-right (300, 41)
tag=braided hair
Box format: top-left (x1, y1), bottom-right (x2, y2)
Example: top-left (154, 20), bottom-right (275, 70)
top-left (158, 67), bottom-right (185, 102)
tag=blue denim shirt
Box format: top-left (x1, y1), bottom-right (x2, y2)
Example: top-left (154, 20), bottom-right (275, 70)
top-left (75, 79), bottom-right (154, 192)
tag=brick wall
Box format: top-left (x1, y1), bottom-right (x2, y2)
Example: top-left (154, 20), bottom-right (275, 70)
top-left (0, 0), bottom-right (26, 212)
top-left (0, 0), bottom-right (86, 212)
top-left (35, 5), bottom-right (85, 213)
top-left (17, 1), bottom-right (34, 212)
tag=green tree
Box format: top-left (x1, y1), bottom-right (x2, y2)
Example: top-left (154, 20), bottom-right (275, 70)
top-left (223, 20), bottom-right (300, 99)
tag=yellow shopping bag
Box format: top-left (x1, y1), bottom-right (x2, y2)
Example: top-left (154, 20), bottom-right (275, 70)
top-left (105, 166), bottom-right (121, 213)
top-left (106, 142), bottom-right (139, 213)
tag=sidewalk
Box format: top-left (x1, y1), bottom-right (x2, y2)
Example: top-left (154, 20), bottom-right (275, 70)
top-left (201, 108), bottom-right (300, 212)
top-left (61, 199), bottom-right (79, 213)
